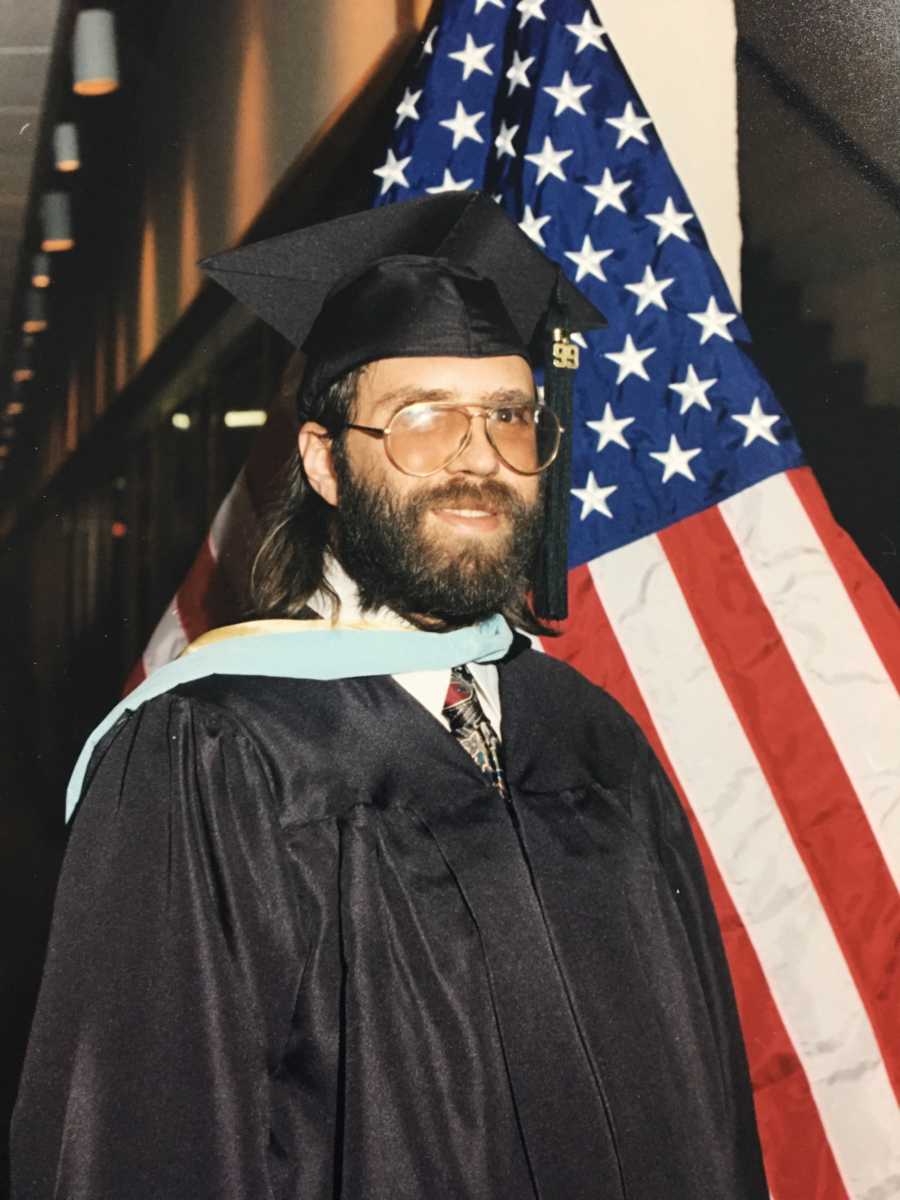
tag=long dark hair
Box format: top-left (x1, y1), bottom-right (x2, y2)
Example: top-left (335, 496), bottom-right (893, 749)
top-left (250, 368), bottom-right (361, 619)
top-left (250, 366), bottom-right (553, 637)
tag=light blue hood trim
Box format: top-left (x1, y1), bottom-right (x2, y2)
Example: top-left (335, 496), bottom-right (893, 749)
top-left (66, 616), bottom-right (513, 820)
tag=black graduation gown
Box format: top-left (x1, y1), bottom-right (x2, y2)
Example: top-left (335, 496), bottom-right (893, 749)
top-left (11, 645), bottom-right (768, 1199)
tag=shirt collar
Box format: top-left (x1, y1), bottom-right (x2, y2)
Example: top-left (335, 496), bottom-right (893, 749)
top-left (309, 557), bottom-right (502, 728)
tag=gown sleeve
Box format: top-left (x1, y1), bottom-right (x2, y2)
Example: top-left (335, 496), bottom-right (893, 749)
top-left (628, 726), bottom-right (769, 1195)
top-left (11, 692), bottom-right (306, 1200)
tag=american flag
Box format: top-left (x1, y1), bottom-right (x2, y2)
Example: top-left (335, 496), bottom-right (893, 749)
top-left (130, 1), bottom-right (900, 1193)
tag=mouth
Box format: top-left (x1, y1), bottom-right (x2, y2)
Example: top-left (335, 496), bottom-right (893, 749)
top-left (431, 506), bottom-right (503, 532)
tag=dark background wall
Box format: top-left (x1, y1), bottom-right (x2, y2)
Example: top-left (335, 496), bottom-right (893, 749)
top-left (736, 0), bottom-right (900, 598)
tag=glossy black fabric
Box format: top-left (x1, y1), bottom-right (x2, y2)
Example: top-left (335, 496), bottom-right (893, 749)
top-left (300, 256), bottom-right (528, 407)
top-left (199, 192), bottom-right (606, 386)
top-left (12, 648), bottom-right (768, 1199)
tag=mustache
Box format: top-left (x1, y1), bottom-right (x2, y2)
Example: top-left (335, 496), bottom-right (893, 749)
top-left (410, 479), bottom-right (524, 516)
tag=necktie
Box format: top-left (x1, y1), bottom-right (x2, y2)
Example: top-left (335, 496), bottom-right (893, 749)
top-left (442, 665), bottom-right (509, 798)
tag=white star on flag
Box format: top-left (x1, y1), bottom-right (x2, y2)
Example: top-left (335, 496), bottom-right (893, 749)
top-left (565, 11), bottom-right (607, 54)
top-left (439, 101), bottom-right (485, 149)
top-left (625, 265), bottom-right (674, 314)
top-left (572, 471), bottom-right (617, 520)
top-left (669, 364), bottom-right (717, 414)
top-left (516, 0), bottom-right (546, 28)
top-left (474, 0), bottom-right (505, 13)
top-left (421, 26), bottom-right (437, 57)
top-left (732, 396), bottom-right (781, 446)
top-left (564, 235), bottom-right (614, 283)
top-left (506, 50), bottom-right (535, 95)
top-left (543, 71), bottom-right (592, 117)
top-left (524, 136), bottom-right (573, 184)
top-left (688, 296), bottom-right (738, 344)
top-left (606, 101), bottom-right (652, 149)
top-left (449, 33), bottom-right (494, 80)
top-left (519, 205), bottom-right (550, 247)
top-left (586, 403), bottom-right (635, 451)
top-left (426, 169), bottom-right (475, 194)
top-left (649, 434), bottom-right (702, 483)
top-left (494, 121), bottom-right (519, 158)
top-left (605, 333), bottom-right (656, 384)
top-left (395, 88), bottom-right (422, 128)
top-left (373, 148), bottom-right (411, 194)
top-left (583, 168), bottom-right (631, 216)
top-left (646, 197), bottom-right (694, 244)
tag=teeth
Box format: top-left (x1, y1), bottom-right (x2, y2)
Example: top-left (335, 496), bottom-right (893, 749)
top-left (447, 508), bottom-right (492, 517)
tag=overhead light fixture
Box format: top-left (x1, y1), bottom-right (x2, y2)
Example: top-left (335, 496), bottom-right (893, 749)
top-left (22, 290), bottom-right (48, 333)
top-left (223, 410), bottom-right (267, 428)
top-left (41, 192), bottom-right (74, 251)
top-left (171, 412), bottom-right (192, 430)
top-left (53, 122), bottom-right (80, 171)
top-left (31, 253), bottom-right (51, 288)
top-left (6, 401), bottom-right (25, 417)
top-left (72, 9), bottom-right (119, 96)
top-left (12, 348), bottom-right (35, 383)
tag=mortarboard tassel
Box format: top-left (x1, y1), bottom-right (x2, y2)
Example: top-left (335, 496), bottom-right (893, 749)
top-left (532, 282), bottom-right (579, 622)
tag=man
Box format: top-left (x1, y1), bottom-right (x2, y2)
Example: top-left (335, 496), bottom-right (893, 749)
top-left (12, 194), bottom-right (768, 1198)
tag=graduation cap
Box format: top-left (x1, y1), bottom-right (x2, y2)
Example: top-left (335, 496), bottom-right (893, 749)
top-left (200, 192), bottom-right (607, 620)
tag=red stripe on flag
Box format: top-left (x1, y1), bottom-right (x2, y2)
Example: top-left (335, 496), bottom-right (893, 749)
top-left (122, 657), bottom-right (147, 697)
top-left (660, 507), bottom-right (900, 1100)
top-left (243, 406), bottom-right (296, 515)
top-left (545, 564), bottom-right (848, 1200)
top-left (788, 466), bottom-right (900, 692)
top-left (174, 535), bottom-right (240, 645)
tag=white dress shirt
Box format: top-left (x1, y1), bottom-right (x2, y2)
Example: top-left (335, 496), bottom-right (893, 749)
top-left (307, 559), bottom-right (502, 736)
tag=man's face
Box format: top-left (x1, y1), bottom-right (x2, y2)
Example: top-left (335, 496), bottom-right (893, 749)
top-left (316, 355), bottom-right (544, 626)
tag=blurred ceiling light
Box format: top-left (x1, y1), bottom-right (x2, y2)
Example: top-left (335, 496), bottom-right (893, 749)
top-left (32, 253), bottom-right (51, 288)
top-left (22, 290), bottom-right (48, 333)
top-left (12, 348), bottom-right (35, 383)
top-left (53, 122), bottom-right (81, 171)
top-left (6, 401), bottom-right (25, 417)
top-left (73, 9), bottom-right (119, 96)
top-left (41, 192), bottom-right (74, 251)
top-left (171, 412), bottom-right (192, 430)
top-left (224, 410), bottom-right (267, 428)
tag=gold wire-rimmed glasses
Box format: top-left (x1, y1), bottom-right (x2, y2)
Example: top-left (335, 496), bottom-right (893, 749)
top-left (339, 401), bottom-right (563, 478)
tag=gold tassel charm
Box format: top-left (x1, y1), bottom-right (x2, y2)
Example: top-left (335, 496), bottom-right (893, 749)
top-left (551, 327), bottom-right (580, 370)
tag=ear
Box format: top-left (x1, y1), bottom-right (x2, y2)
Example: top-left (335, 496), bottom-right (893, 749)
top-left (298, 422), bottom-right (338, 507)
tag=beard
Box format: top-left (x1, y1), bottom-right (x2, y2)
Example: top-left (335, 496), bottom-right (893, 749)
top-left (331, 460), bottom-right (543, 629)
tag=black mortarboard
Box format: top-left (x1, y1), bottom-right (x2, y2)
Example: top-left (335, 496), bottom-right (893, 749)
top-left (200, 192), bottom-right (607, 620)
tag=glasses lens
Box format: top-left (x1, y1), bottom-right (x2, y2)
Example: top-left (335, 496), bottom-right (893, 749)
top-left (387, 405), bottom-right (469, 475)
top-left (489, 405), bottom-right (560, 474)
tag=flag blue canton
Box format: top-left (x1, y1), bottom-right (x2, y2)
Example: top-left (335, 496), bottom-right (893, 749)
top-left (373, 0), bottom-right (805, 569)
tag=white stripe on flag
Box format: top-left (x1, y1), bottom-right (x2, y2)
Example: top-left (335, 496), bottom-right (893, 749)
top-left (142, 604), bottom-right (189, 676)
top-left (720, 473), bottom-right (900, 891)
top-left (588, 532), bottom-right (900, 1199)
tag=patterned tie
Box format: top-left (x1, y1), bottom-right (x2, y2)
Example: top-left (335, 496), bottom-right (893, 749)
top-left (442, 665), bottom-right (509, 799)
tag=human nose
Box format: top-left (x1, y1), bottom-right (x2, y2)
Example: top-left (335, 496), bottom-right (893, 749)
top-left (445, 412), bottom-right (500, 477)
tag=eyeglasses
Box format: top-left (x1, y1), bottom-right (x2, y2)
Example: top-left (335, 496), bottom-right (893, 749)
top-left (338, 401), bottom-right (563, 478)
